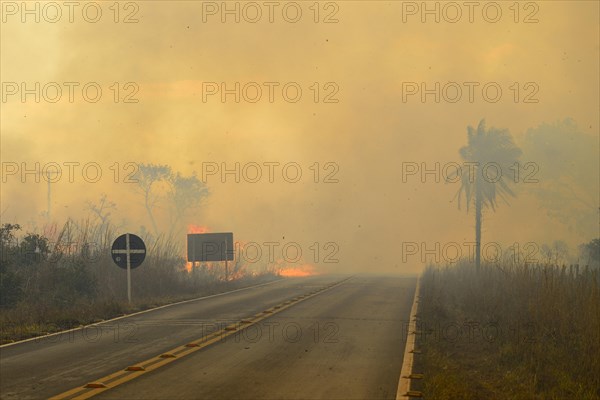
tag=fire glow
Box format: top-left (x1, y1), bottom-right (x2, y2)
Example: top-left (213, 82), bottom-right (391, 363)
top-left (277, 263), bottom-right (318, 277)
top-left (188, 224), bottom-right (209, 234)
top-left (185, 225), bottom-right (319, 278)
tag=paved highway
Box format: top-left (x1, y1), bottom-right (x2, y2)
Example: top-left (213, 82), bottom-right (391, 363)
top-left (0, 275), bottom-right (416, 400)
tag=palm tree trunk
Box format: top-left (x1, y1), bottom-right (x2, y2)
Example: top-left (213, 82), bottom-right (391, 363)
top-left (475, 182), bottom-right (482, 270)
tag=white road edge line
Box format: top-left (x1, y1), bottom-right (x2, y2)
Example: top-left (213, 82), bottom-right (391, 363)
top-left (396, 276), bottom-right (421, 399)
top-left (0, 278), bottom-right (287, 348)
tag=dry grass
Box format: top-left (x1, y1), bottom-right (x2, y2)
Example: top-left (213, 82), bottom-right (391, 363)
top-left (0, 220), bottom-right (279, 344)
top-left (418, 261), bottom-right (600, 399)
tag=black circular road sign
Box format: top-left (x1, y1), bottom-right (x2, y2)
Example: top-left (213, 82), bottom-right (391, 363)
top-left (111, 233), bottom-right (146, 269)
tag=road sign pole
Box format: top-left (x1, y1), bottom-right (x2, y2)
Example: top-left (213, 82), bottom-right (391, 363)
top-left (126, 234), bottom-right (132, 303)
top-left (111, 233), bottom-right (145, 304)
top-left (127, 260), bottom-right (132, 303)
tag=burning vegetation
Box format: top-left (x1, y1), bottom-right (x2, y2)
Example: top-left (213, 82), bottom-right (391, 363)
top-left (185, 224), bottom-right (319, 278)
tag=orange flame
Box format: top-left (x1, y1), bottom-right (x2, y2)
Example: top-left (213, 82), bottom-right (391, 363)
top-left (188, 224), bottom-right (209, 234)
top-left (277, 263), bottom-right (319, 277)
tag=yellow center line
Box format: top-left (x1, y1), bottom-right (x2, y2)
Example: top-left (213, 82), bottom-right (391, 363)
top-left (50, 277), bottom-right (353, 400)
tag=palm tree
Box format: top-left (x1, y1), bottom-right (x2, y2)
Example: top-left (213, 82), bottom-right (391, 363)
top-left (450, 119), bottom-right (522, 269)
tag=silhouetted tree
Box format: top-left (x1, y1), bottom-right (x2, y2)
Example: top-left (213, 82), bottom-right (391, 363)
top-left (450, 120), bottom-right (522, 269)
top-left (521, 119), bottom-right (598, 237)
top-left (86, 194), bottom-right (117, 226)
top-left (579, 238), bottom-right (600, 267)
top-left (133, 164), bottom-right (172, 236)
top-left (0, 224), bottom-right (23, 306)
top-left (166, 172), bottom-right (209, 238)
top-left (132, 164), bottom-right (210, 239)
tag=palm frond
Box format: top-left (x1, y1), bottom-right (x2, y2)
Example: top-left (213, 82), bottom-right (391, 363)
top-left (453, 119), bottom-right (521, 213)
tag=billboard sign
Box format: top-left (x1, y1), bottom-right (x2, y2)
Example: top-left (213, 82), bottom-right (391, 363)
top-left (187, 232), bottom-right (234, 262)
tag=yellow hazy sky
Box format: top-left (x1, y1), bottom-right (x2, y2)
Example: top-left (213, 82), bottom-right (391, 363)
top-left (1, 1), bottom-right (599, 273)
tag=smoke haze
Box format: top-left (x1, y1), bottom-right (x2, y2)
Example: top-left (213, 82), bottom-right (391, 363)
top-left (1, 1), bottom-right (598, 273)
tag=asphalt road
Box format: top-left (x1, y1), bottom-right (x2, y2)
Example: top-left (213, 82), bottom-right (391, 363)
top-left (0, 275), bottom-right (416, 400)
